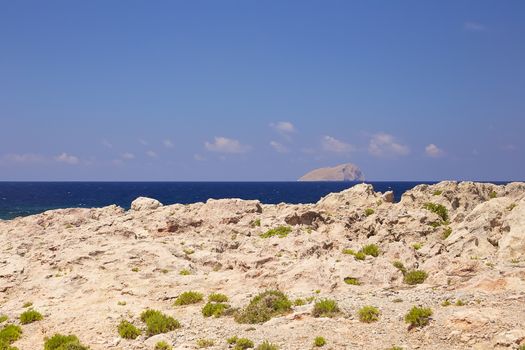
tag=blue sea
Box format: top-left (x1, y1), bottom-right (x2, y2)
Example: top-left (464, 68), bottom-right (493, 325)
top-left (0, 181), bottom-right (485, 220)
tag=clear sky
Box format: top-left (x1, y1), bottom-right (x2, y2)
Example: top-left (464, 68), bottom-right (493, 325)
top-left (1, 1), bottom-right (524, 181)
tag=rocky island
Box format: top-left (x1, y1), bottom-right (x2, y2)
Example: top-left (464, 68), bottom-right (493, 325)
top-left (298, 163), bottom-right (365, 182)
top-left (1, 181), bottom-right (525, 349)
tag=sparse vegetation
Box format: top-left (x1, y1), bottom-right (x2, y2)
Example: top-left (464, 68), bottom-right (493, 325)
top-left (227, 336), bottom-right (254, 349)
top-left (251, 219), bottom-right (261, 227)
top-left (173, 291), bottom-right (204, 306)
top-left (0, 324), bottom-right (22, 347)
top-left (344, 277), bottom-right (361, 285)
top-left (196, 339), bottom-right (214, 348)
top-left (44, 333), bottom-right (89, 350)
top-left (22, 302), bottom-right (32, 308)
top-left (441, 299), bottom-right (451, 307)
top-left (507, 203), bottom-right (517, 211)
top-left (118, 320), bottom-right (141, 339)
top-left (208, 293), bottom-right (228, 303)
top-left (455, 299), bottom-right (466, 306)
top-left (342, 248), bottom-right (356, 255)
top-left (260, 226), bottom-right (291, 239)
top-left (423, 202), bottom-right (449, 222)
top-left (442, 227), bottom-right (452, 239)
top-left (183, 248), bottom-right (195, 255)
top-left (364, 208), bottom-right (375, 216)
top-left (388, 347), bottom-right (404, 350)
top-left (358, 306), bottom-right (380, 323)
top-left (489, 191), bottom-right (497, 199)
top-left (234, 290), bottom-right (292, 324)
top-left (412, 243), bottom-right (422, 250)
top-left (360, 244), bottom-right (380, 257)
top-left (312, 299), bottom-right (340, 318)
top-left (0, 316), bottom-right (6, 323)
top-left (354, 251), bottom-right (366, 260)
top-left (293, 298), bottom-right (306, 306)
top-left (19, 309), bottom-right (43, 324)
top-left (403, 270), bottom-right (428, 285)
top-left (117, 301), bottom-right (126, 306)
top-left (140, 309), bottom-right (181, 336)
top-left (154, 341), bottom-right (172, 350)
top-left (392, 261), bottom-right (407, 275)
top-left (432, 190), bottom-right (443, 196)
top-left (202, 302), bottom-right (229, 318)
top-left (131, 267), bottom-right (139, 272)
top-left (179, 269), bottom-right (191, 275)
top-left (255, 341), bottom-right (279, 350)
top-left (404, 306), bottom-right (432, 327)
top-left (313, 336), bottom-right (326, 347)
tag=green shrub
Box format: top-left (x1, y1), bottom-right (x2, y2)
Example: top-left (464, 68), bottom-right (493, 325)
top-left (388, 347), bottom-right (403, 350)
top-left (392, 261), bottom-right (407, 275)
top-left (202, 302), bottom-right (229, 317)
top-left (44, 334), bottom-right (89, 350)
top-left (489, 191), bottom-right (497, 199)
top-left (442, 227), bottom-right (452, 239)
top-left (507, 203), bottom-right (517, 211)
top-left (117, 320), bottom-right (141, 339)
top-left (429, 221), bottom-right (442, 228)
top-left (312, 299), bottom-right (340, 318)
top-left (251, 219), bottom-right (261, 227)
top-left (179, 269), bottom-right (191, 275)
top-left (313, 336), bottom-right (326, 347)
top-left (196, 339), bottom-right (214, 348)
top-left (358, 306), bottom-right (380, 323)
top-left (22, 302), bottom-right (32, 308)
top-left (183, 248), bottom-right (194, 255)
top-left (403, 270), bottom-right (428, 285)
top-left (19, 309), bottom-right (43, 324)
top-left (260, 226), bottom-right (291, 238)
top-left (360, 244), bottom-right (380, 257)
top-left (0, 325), bottom-right (22, 345)
top-left (364, 208), bottom-right (375, 216)
top-left (293, 298), bottom-right (306, 306)
top-left (441, 299), bottom-right (451, 307)
top-left (131, 267), bottom-right (139, 272)
top-left (208, 293), bottom-right (228, 303)
top-left (342, 248), bottom-right (356, 255)
top-left (343, 277), bottom-right (360, 285)
top-left (255, 341), bottom-right (279, 350)
top-left (354, 251), bottom-right (366, 260)
top-left (432, 190), bottom-right (442, 196)
top-left (154, 341), bottom-right (172, 350)
top-left (234, 290), bottom-right (292, 324)
top-left (227, 337), bottom-right (254, 349)
top-left (412, 243), bottom-right (422, 250)
top-left (0, 316), bottom-right (6, 324)
top-left (455, 299), bottom-right (466, 306)
top-left (423, 203), bottom-right (449, 222)
top-left (404, 306), bottom-right (432, 327)
top-left (140, 309), bottom-right (181, 336)
top-left (173, 291), bottom-right (203, 306)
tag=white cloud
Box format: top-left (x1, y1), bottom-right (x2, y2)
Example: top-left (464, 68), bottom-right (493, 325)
top-left (425, 144), bottom-right (444, 157)
top-left (146, 150), bottom-right (158, 158)
top-left (368, 133), bottom-right (410, 157)
top-left (269, 141), bottom-right (289, 153)
top-left (1, 153), bottom-right (45, 164)
top-left (121, 152), bottom-right (135, 160)
top-left (270, 121), bottom-right (295, 134)
top-left (101, 139), bottom-right (113, 148)
top-left (163, 139), bottom-right (174, 148)
top-left (55, 152), bottom-right (80, 165)
top-left (205, 137), bottom-right (250, 154)
top-left (464, 21), bottom-right (486, 32)
top-left (322, 136), bottom-right (355, 153)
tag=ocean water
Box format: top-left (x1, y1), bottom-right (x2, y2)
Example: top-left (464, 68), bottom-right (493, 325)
top-left (0, 181), bottom-right (438, 220)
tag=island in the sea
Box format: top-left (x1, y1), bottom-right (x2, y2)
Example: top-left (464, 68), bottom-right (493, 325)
top-left (298, 163), bottom-right (365, 181)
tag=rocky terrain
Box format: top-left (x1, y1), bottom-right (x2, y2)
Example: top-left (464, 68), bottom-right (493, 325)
top-left (1, 181), bottom-right (525, 350)
top-left (298, 163), bottom-right (364, 181)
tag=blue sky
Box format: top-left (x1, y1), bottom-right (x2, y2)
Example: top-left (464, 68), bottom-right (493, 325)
top-left (1, 1), bottom-right (524, 181)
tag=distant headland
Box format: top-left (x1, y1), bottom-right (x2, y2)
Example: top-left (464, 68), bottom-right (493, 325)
top-left (298, 163), bottom-right (365, 181)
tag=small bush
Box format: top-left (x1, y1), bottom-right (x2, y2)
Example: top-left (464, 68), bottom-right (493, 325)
top-left (173, 291), bottom-right (204, 306)
top-left (441, 299), bottom-right (451, 307)
top-left (227, 337), bottom-right (254, 349)
top-left (358, 306), bottom-right (380, 323)
top-left (343, 277), bottom-right (360, 285)
top-left (489, 190), bottom-right (497, 199)
top-left (202, 302), bottom-right (229, 317)
top-left (256, 341), bottom-right (279, 350)
top-left (196, 339), bottom-right (214, 348)
top-left (428, 221), bottom-right (442, 228)
top-left (117, 301), bottom-right (126, 306)
top-left (183, 248), bottom-right (194, 255)
top-left (0, 315), bottom-right (7, 323)
top-left (0, 325), bottom-right (22, 345)
top-left (442, 227), bottom-right (452, 239)
top-left (208, 293), bottom-right (228, 303)
top-left (403, 270), bottom-right (428, 285)
top-left (118, 320), bottom-right (141, 339)
top-left (392, 261), bottom-right (407, 275)
top-left (251, 219), bottom-right (261, 227)
top-left (404, 306), bottom-right (432, 327)
top-left (388, 347), bottom-right (403, 350)
top-left (432, 190), bottom-right (442, 196)
top-left (412, 243), bottom-right (422, 250)
top-left (44, 334), bottom-right (89, 350)
top-left (22, 302), bottom-right (32, 308)
top-left (260, 226), bottom-right (291, 239)
top-left (234, 290), bottom-right (292, 324)
top-left (179, 269), bottom-right (191, 275)
top-left (293, 298), bottom-right (306, 306)
top-left (131, 267), bottom-right (139, 272)
top-left (19, 309), bottom-right (43, 324)
top-left (364, 208), bottom-right (375, 216)
top-left (455, 299), bottom-right (466, 306)
top-left (140, 309), bottom-right (181, 336)
top-left (423, 203), bottom-right (449, 222)
top-left (360, 244), bottom-right (380, 257)
top-left (507, 203), bottom-right (517, 211)
top-left (154, 341), bottom-right (172, 350)
top-left (342, 248), bottom-right (356, 255)
top-left (313, 336), bottom-right (326, 347)
top-left (354, 251), bottom-right (366, 261)
top-left (312, 299), bottom-right (340, 318)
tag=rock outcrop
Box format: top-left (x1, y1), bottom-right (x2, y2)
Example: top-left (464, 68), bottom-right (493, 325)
top-left (1, 181), bottom-right (524, 350)
top-left (298, 163), bottom-right (365, 181)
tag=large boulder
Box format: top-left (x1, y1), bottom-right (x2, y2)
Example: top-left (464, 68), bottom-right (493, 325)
top-left (130, 197), bottom-right (163, 211)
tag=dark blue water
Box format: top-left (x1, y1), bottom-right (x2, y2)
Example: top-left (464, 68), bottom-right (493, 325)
top-left (0, 181), bottom-right (436, 220)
